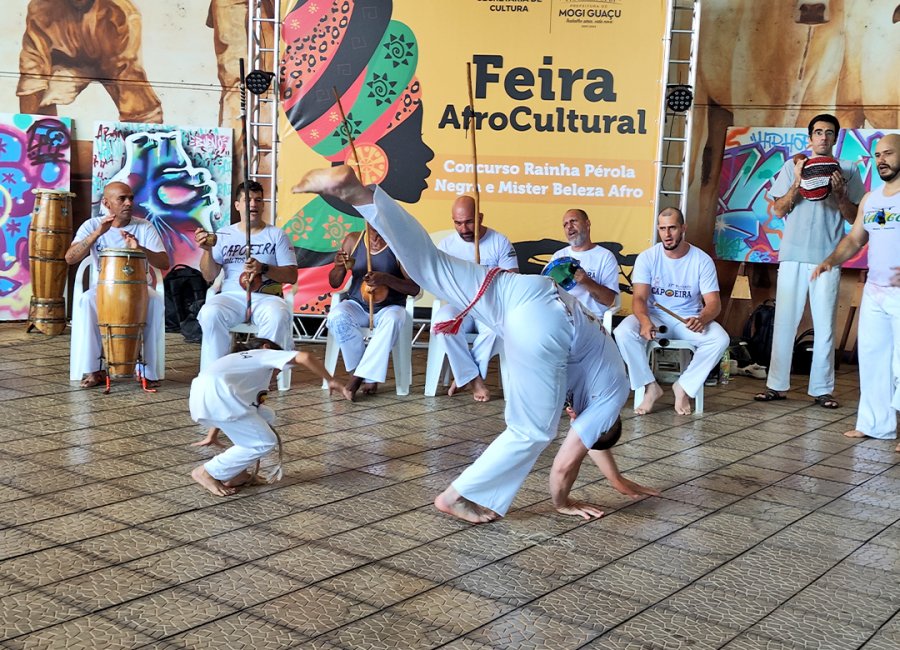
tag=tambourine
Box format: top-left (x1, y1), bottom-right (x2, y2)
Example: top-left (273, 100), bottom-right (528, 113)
top-left (542, 256), bottom-right (581, 290)
top-left (798, 156), bottom-right (840, 201)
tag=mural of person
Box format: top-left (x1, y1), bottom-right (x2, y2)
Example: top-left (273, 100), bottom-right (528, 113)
top-left (17, 0), bottom-right (163, 123)
top-left (279, 0), bottom-right (434, 312)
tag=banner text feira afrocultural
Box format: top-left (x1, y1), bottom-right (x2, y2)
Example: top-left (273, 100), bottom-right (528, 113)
top-left (438, 55), bottom-right (647, 135)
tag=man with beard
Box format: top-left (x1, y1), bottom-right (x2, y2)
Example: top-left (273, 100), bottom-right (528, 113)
top-left (755, 114), bottom-right (864, 408)
top-left (811, 134), bottom-right (900, 452)
top-left (549, 209), bottom-right (620, 321)
top-left (613, 207), bottom-right (729, 415)
top-left (433, 195), bottom-right (518, 402)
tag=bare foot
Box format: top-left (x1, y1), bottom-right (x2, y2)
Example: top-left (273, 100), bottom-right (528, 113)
top-left (448, 377), bottom-right (492, 402)
top-left (434, 486), bottom-right (499, 524)
top-left (843, 430), bottom-right (870, 439)
top-left (361, 382), bottom-right (379, 395)
top-left (191, 427), bottom-right (225, 448)
top-left (191, 466), bottom-right (236, 496)
top-left (80, 370), bottom-right (106, 389)
top-left (223, 470), bottom-right (250, 488)
top-left (344, 376), bottom-right (364, 402)
top-left (672, 381), bottom-right (693, 415)
top-left (292, 165), bottom-right (374, 206)
top-left (327, 379), bottom-right (353, 402)
top-left (895, 442), bottom-right (900, 453)
top-left (635, 382), bottom-right (664, 415)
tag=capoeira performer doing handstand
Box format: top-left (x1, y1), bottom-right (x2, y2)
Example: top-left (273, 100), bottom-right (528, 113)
top-left (295, 166), bottom-right (658, 522)
top-left (190, 337), bottom-right (344, 496)
top-left (811, 133), bottom-right (900, 452)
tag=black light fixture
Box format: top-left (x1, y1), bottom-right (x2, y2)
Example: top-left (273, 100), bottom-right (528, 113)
top-left (666, 85), bottom-right (693, 112)
top-left (246, 70), bottom-right (275, 95)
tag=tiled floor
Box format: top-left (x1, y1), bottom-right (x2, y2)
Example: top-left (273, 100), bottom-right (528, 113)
top-left (1, 323), bottom-right (898, 650)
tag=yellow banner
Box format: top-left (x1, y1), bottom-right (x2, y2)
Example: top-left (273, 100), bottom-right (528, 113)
top-left (278, 0), bottom-right (668, 310)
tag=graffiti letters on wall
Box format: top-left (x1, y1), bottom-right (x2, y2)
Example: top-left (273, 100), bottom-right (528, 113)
top-left (0, 113), bottom-right (71, 321)
top-left (714, 127), bottom-right (898, 267)
top-left (91, 121), bottom-right (232, 270)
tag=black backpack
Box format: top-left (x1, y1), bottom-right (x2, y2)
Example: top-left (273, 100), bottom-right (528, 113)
top-left (163, 265), bottom-right (208, 341)
top-left (742, 299), bottom-right (776, 367)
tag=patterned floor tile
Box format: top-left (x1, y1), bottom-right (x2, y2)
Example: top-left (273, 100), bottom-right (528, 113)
top-left (250, 586), bottom-right (377, 637)
top-left (608, 605), bottom-right (742, 649)
top-left (318, 563), bottom-right (438, 609)
top-left (467, 607), bottom-right (600, 649)
top-left (748, 606), bottom-right (874, 650)
top-left (105, 587), bottom-right (238, 640)
top-left (160, 611), bottom-right (309, 650)
top-left (392, 584), bottom-right (515, 637)
top-left (3, 615), bottom-right (156, 650)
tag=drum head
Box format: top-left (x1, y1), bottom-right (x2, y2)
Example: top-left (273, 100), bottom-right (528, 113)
top-left (542, 256), bottom-right (581, 290)
top-left (799, 156), bottom-right (839, 201)
top-left (100, 247), bottom-right (147, 259)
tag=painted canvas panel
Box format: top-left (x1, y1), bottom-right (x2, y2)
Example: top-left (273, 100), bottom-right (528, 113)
top-left (91, 121), bottom-right (232, 271)
top-left (0, 112), bottom-right (71, 321)
top-left (714, 127), bottom-right (898, 266)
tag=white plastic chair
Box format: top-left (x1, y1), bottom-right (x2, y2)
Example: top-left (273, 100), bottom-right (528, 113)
top-left (423, 298), bottom-right (505, 397)
top-left (633, 339), bottom-right (704, 414)
top-left (68, 256), bottom-right (166, 381)
top-left (322, 291), bottom-right (414, 396)
top-left (602, 294), bottom-right (621, 335)
top-left (206, 272), bottom-right (295, 391)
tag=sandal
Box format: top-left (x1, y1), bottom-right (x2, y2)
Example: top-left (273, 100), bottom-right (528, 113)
top-left (754, 389), bottom-right (786, 402)
top-left (814, 394), bottom-right (839, 409)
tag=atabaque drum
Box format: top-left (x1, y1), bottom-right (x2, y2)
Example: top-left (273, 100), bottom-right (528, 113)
top-left (541, 256), bottom-right (582, 290)
top-left (96, 248), bottom-right (149, 378)
top-left (28, 189), bottom-right (75, 335)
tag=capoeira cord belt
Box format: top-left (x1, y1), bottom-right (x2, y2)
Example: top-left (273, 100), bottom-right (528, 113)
top-left (433, 266), bottom-right (507, 335)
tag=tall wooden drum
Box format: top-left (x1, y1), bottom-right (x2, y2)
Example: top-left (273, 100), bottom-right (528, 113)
top-left (28, 189), bottom-right (75, 335)
top-left (96, 248), bottom-right (149, 378)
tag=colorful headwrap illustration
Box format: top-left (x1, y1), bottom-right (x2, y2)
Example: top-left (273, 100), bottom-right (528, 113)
top-left (280, 0), bottom-right (432, 311)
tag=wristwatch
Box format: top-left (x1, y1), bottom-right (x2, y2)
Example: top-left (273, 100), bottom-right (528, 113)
top-left (260, 263), bottom-right (270, 275)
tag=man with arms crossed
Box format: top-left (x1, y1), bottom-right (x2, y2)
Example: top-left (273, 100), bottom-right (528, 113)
top-left (614, 207), bottom-right (729, 415)
top-left (434, 195), bottom-right (518, 402)
top-left (811, 134), bottom-right (900, 451)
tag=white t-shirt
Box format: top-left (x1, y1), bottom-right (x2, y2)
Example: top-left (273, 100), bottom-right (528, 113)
top-left (437, 228), bottom-right (518, 270)
top-left (189, 348), bottom-right (297, 422)
top-left (72, 216), bottom-right (165, 287)
top-left (861, 186), bottom-right (900, 287)
top-left (550, 244), bottom-right (620, 318)
top-left (212, 224), bottom-right (296, 294)
top-left (632, 243), bottom-right (719, 318)
top-left (770, 157), bottom-right (865, 263)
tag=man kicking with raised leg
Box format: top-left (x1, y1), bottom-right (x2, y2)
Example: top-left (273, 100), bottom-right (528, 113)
top-left (295, 166), bottom-right (656, 522)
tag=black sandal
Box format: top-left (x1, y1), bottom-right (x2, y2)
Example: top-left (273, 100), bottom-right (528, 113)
top-left (754, 389), bottom-right (787, 402)
top-left (814, 394), bottom-right (839, 409)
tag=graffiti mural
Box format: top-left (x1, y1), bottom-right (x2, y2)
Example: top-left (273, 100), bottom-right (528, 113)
top-left (0, 113), bottom-right (71, 322)
top-left (714, 127), bottom-right (898, 267)
top-left (91, 121), bottom-right (232, 271)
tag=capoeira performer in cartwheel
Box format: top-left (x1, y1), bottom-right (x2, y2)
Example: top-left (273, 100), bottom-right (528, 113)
top-left (811, 133), bottom-right (900, 452)
top-left (295, 166), bottom-right (658, 522)
top-left (190, 337), bottom-right (345, 496)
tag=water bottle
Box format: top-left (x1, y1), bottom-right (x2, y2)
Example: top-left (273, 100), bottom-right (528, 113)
top-left (719, 349), bottom-right (731, 384)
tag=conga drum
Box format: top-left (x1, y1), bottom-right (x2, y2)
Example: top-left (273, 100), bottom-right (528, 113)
top-left (28, 189), bottom-right (75, 335)
top-left (96, 248), bottom-right (149, 378)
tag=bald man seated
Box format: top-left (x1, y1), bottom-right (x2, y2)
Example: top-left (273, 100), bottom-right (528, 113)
top-left (65, 181), bottom-right (170, 388)
top-left (434, 195), bottom-right (519, 402)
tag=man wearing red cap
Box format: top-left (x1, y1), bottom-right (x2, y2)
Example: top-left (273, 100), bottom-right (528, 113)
top-left (754, 114), bottom-right (864, 408)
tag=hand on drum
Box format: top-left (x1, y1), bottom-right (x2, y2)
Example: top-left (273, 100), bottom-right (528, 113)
top-left (120, 230), bottom-right (140, 250)
top-left (830, 170), bottom-right (846, 198)
top-left (572, 268), bottom-right (588, 284)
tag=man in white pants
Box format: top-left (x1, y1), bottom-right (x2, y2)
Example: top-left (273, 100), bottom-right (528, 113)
top-left (294, 166), bottom-right (658, 523)
top-left (811, 134), bottom-right (900, 451)
top-left (755, 114), bottom-right (864, 408)
top-left (195, 181), bottom-right (298, 371)
top-left (614, 207), bottom-right (729, 416)
top-left (549, 208), bottom-right (619, 322)
top-left (435, 195), bottom-right (518, 402)
top-left (65, 181), bottom-right (170, 388)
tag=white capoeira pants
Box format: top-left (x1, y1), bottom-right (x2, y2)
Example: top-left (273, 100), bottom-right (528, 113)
top-left (433, 303), bottom-right (499, 386)
top-left (767, 261), bottom-right (839, 395)
top-left (327, 300), bottom-right (407, 383)
top-left (75, 287), bottom-right (164, 380)
top-left (356, 190), bottom-right (572, 516)
top-left (198, 292), bottom-right (294, 371)
top-left (614, 312), bottom-right (729, 398)
top-left (200, 406), bottom-right (278, 481)
top-left (854, 284), bottom-right (900, 439)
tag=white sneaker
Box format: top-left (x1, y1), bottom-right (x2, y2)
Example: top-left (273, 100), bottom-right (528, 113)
top-left (737, 363), bottom-right (767, 379)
